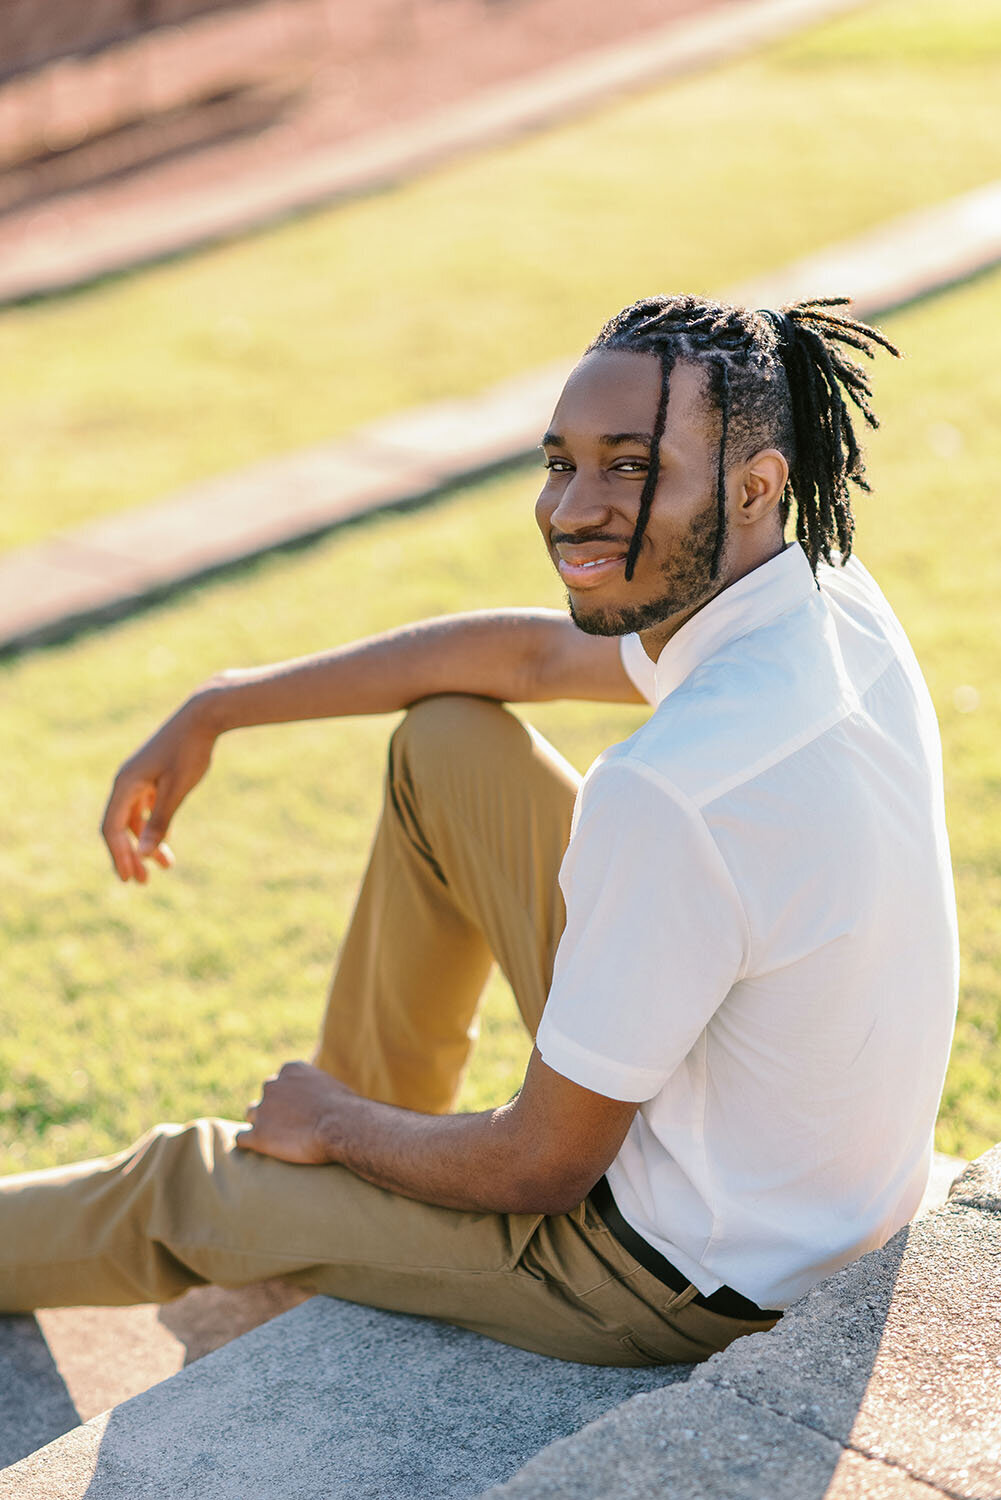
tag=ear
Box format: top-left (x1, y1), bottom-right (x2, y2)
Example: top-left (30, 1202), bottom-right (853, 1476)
top-left (733, 448), bottom-right (788, 526)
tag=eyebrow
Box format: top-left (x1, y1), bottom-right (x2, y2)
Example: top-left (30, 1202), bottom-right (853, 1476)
top-left (540, 430), bottom-right (656, 448)
top-left (600, 431), bottom-right (656, 447)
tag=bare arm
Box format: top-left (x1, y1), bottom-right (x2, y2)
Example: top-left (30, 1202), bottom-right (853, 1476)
top-left (194, 608), bottom-right (639, 726)
top-left (237, 1048), bottom-right (638, 1216)
top-left (101, 609), bottom-right (643, 882)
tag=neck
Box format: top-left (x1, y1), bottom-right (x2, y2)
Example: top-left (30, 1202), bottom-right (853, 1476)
top-left (638, 535), bottom-right (787, 661)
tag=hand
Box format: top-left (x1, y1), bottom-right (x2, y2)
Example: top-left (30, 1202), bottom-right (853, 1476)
top-left (237, 1061), bottom-right (356, 1164)
top-left (101, 696), bottom-right (217, 883)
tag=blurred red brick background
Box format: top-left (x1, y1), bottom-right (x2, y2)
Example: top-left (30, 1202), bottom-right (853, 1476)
top-left (0, 0), bottom-right (732, 217)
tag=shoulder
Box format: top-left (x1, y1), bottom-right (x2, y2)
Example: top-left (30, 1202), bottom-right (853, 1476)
top-left (563, 749), bottom-right (751, 944)
top-left (816, 552), bottom-right (893, 615)
top-left (607, 562), bottom-right (898, 809)
top-left (606, 653), bottom-right (845, 813)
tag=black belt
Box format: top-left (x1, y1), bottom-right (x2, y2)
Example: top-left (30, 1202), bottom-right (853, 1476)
top-left (588, 1177), bottom-right (781, 1322)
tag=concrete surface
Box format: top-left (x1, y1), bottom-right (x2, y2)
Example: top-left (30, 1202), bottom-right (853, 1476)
top-left (0, 1298), bottom-right (686, 1500)
top-left (696, 1215), bottom-right (1001, 1497)
top-left (43, 1281), bottom-right (311, 1420)
top-left (917, 1150), bottom-right (967, 1219)
top-left (479, 1144), bottom-right (1001, 1499)
top-left (0, 1282), bottom-right (310, 1466)
top-left (0, 1152), bottom-right (973, 1494)
top-left (480, 1381), bottom-right (954, 1499)
top-left (0, 1318), bottom-right (80, 1469)
top-left (731, 178), bottom-right (1001, 320)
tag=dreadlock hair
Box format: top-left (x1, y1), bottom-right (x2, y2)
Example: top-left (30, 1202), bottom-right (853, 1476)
top-left (585, 295), bottom-right (901, 581)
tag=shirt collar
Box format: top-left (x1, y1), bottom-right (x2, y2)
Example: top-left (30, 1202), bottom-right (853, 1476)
top-left (651, 543), bottom-right (817, 704)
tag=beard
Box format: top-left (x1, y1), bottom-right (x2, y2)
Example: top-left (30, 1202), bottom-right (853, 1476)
top-left (568, 497), bottom-right (723, 637)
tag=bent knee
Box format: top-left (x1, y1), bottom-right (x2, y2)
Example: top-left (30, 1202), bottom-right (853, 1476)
top-left (392, 694), bottom-right (579, 806)
top-left (394, 693), bottom-right (527, 766)
top-left (126, 1118), bottom-right (243, 1181)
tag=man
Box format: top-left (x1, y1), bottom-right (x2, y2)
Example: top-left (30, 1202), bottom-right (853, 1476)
top-left (0, 295), bottom-right (958, 1367)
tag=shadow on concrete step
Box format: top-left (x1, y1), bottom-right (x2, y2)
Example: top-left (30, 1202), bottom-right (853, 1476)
top-left (486, 1153), bottom-right (1001, 1500)
top-left (68, 1299), bottom-right (691, 1500)
top-left (0, 1240), bottom-right (916, 1497)
top-left (0, 1157), bottom-right (974, 1495)
top-left (3, 1239), bottom-right (911, 1498)
top-left (156, 1277), bottom-right (311, 1364)
top-left (0, 1315), bottom-right (79, 1467)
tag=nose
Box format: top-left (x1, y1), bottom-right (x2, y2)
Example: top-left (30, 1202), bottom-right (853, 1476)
top-left (541, 469), bottom-right (614, 537)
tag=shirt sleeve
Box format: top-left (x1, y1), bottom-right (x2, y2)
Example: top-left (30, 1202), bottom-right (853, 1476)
top-left (619, 633), bottom-right (658, 705)
top-left (536, 757), bottom-right (749, 1101)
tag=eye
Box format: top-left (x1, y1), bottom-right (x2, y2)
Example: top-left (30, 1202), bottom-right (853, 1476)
top-left (543, 457), bottom-right (574, 473)
top-left (612, 459), bottom-right (649, 473)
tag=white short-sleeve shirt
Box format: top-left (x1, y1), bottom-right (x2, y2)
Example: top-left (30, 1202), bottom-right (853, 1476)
top-left (535, 544), bottom-right (959, 1309)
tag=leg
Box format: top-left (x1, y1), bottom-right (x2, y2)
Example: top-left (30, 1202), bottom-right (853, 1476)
top-left (315, 695), bottom-right (579, 1111)
top-left (0, 1119), bottom-right (771, 1365)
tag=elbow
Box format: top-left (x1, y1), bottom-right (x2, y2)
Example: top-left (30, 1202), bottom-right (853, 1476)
top-left (504, 1163), bottom-right (602, 1217)
top-left (535, 1188), bottom-right (592, 1217)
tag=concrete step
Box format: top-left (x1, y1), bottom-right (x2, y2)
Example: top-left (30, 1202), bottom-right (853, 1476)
top-left (483, 1146), bottom-right (1001, 1499)
top-left (0, 1280), bottom-right (310, 1469)
top-left (0, 1296), bottom-right (682, 1499)
top-left (0, 1153), bottom-right (967, 1495)
top-left (917, 1148), bottom-right (967, 1218)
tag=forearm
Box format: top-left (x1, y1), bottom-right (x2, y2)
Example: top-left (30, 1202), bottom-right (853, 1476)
top-left (196, 609), bottom-right (584, 736)
top-left (323, 1094), bottom-right (565, 1215)
top-left (239, 1055), bottom-right (636, 1214)
top-left (102, 608), bottom-right (639, 880)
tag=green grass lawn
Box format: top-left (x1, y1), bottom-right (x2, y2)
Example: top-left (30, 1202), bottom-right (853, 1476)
top-left (1, 0), bottom-right (1000, 550)
top-left (2, 262), bottom-right (1000, 1172)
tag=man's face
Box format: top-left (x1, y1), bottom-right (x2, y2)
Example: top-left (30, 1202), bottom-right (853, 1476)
top-left (536, 350), bottom-right (725, 654)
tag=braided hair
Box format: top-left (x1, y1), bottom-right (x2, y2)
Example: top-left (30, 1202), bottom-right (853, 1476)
top-left (586, 295), bottom-right (900, 580)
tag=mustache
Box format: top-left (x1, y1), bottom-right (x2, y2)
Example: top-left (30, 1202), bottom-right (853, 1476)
top-left (548, 531), bottom-right (632, 547)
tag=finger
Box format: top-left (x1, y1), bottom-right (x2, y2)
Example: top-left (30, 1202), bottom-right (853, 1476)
top-left (150, 842), bottom-right (175, 870)
top-left (234, 1126), bottom-right (258, 1151)
top-left (137, 780), bottom-right (176, 855)
top-left (245, 1102), bottom-right (259, 1123)
top-left (125, 824), bottom-right (150, 884)
top-left (102, 776), bottom-right (151, 882)
top-left (104, 828), bottom-right (143, 884)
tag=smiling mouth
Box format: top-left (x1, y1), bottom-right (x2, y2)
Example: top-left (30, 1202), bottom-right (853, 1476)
top-left (556, 553), bottom-right (627, 588)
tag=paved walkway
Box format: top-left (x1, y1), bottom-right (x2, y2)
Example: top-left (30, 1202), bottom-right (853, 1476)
top-left (2, 177), bottom-right (1001, 657)
top-left (0, 0), bottom-right (865, 306)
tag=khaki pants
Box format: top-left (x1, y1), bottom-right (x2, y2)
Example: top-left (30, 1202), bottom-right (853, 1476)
top-left (0, 697), bottom-right (776, 1365)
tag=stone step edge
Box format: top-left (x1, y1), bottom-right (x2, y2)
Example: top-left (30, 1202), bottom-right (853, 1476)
top-left (0, 1298), bottom-right (677, 1499)
top-left (477, 1143), bottom-right (1001, 1498)
top-left (3, 176), bottom-right (1001, 659)
top-left (0, 1150), bottom-right (965, 1484)
top-left (0, 0), bottom-right (867, 307)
